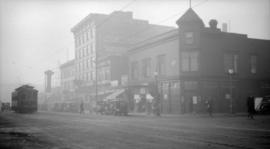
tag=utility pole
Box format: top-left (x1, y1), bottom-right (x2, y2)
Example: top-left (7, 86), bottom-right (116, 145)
top-left (95, 52), bottom-right (98, 102)
top-left (228, 69), bottom-right (234, 114)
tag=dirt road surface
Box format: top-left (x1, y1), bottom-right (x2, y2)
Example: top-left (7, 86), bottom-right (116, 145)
top-left (1, 112), bottom-right (270, 149)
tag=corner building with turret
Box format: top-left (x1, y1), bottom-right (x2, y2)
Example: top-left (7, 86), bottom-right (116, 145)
top-left (128, 8), bottom-right (270, 114)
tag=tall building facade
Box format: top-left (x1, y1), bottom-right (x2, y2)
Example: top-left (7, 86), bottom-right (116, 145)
top-left (70, 11), bottom-right (174, 95)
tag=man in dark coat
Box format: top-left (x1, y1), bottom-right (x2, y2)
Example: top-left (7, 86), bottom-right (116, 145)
top-left (247, 96), bottom-right (255, 119)
top-left (206, 98), bottom-right (213, 117)
top-left (80, 101), bottom-right (84, 114)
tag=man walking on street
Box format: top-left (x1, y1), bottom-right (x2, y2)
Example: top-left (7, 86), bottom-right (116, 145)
top-left (247, 96), bottom-right (255, 119)
top-left (206, 98), bottom-right (213, 117)
top-left (80, 100), bottom-right (84, 114)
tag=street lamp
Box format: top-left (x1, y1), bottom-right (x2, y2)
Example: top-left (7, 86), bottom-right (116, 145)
top-left (153, 72), bottom-right (158, 96)
top-left (228, 69), bottom-right (234, 114)
top-left (153, 72), bottom-right (160, 116)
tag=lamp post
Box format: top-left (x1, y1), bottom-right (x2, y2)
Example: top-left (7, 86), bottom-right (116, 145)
top-left (228, 69), bottom-right (234, 114)
top-left (153, 72), bottom-right (160, 116)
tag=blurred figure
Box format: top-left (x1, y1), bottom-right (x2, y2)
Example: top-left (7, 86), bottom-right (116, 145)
top-left (205, 97), bottom-right (213, 117)
top-left (146, 93), bottom-right (154, 115)
top-left (80, 100), bottom-right (84, 114)
top-left (152, 94), bottom-right (161, 116)
top-left (247, 96), bottom-right (255, 119)
top-left (134, 94), bottom-right (141, 113)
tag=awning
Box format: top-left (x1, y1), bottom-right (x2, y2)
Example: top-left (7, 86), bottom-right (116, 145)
top-left (104, 89), bottom-right (125, 101)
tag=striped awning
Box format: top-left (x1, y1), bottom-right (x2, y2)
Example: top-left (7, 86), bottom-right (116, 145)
top-left (104, 89), bottom-right (125, 101)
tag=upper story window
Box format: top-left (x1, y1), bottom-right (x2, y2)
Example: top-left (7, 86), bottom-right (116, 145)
top-left (250, 55), bottom-right (257, 74)
top-left (224, 53), bottom-right (238, 73)
top-left (86, 31), bottom-right (89, 41)
top-left (157, 54), bottom-right (166, 75)
top-left (131, 61), bottom-right (139, 80)
top-left (142, 58), bottom-right (152, 78)
top-left (181, 51), bottom-right (199, 72)
top-left (184, 32), bottom-right (194, 44)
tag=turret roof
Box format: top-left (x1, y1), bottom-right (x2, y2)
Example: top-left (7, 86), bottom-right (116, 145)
top-left (176, 8), bottom-right (204, 26)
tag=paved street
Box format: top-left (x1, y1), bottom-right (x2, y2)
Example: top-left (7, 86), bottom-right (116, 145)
top-left (0, 112), bottom-right (270, 149)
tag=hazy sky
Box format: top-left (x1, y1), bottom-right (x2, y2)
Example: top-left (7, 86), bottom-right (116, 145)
top-left (0, 0), bottom-right (270, 99)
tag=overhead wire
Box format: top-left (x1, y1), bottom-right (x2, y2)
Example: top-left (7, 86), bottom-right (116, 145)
top-left (118, 0), bottom-right (210, 41)
top-left (95, 0), bottom-right (137, 28)
top-left (42, 0), bottom-right (137, 85)
top-left (44, 0), bottom-right (209, 85)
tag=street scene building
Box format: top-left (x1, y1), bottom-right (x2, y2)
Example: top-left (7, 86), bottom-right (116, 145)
top-left (60, 59), bottom-right (75, 92)
top-left (50, 9), bottom-right (270, 114)
top-left (128, 8), bottom-right (270, 114)
top-left (68, 11), bottom-right (173, 106)
top-left (2, 1), bottom-right (270, 149)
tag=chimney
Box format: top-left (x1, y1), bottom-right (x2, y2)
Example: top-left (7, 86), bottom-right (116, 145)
top-left (222, 23), bottom-right (228, 32)
top-left (44, 70), bottom-right (54, 93)
top-left (209, 19), bottom-right (218, 30)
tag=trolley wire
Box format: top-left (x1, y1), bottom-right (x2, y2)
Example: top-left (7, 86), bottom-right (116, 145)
top-left (118, 0), bottom-right (209, 42)
top-left (95, 0), bottom-right (137, 28)
top-left (33, 0), bottom-right (210, 86)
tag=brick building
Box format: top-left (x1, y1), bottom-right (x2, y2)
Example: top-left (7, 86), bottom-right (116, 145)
top-left (70, 11), bottom-right (173, 98)
top-left (60, 59), bottom-right (75, 92)
top-left (128, 8), bottom-right (270, 114)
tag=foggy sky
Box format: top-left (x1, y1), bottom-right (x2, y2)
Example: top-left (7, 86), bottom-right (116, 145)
top-left (0, 0), bottom-right (270, 101)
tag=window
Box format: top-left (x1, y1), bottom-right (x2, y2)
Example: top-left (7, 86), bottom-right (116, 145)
top-left (89, 45), bottom-right (92, 55)
top-left (78, 37), bottom-right (81, 46)
top-left (131, 61), bottom-right (139, 80)
top-left (80, 49), bottom-right (82, 58)
top-left (157, 54), bottom-right (166, 75)
top-left (86, 31), bottom-right (89, 41)
top-left (86, 46), bottom-right (89, 55)
top-left (250, 55), bottom-right (257, 74)
top-left (82, 34), bottom-right (85, 44)
top-left (83, 47), bottom-right (86, 57)
top-left (181, 51), bottom-right (199, 72)
top-left (88, 30), bottom-right (92, 41)
top-left (142, 58), bottom-right (151, 78)
top-left (184, 81), bottom-right (198, 90)
top-left (87, 59), bottom-right (90, 68)
top-left (88, 72), bottom-right (92, 81)
top-left (104, 68), bottom-right (110, 81)
top-left (184, 32), bottom-right (194, 44)
top-left (224, 53), bottom-right (238, 73)
top-left (75, 38), bottom-right (78, 48)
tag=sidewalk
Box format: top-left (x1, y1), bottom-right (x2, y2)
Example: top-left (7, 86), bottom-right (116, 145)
top-left (128, 112), bottom-right (248, 118)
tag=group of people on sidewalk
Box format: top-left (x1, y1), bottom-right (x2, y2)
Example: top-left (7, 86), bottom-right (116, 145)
top-left (79, 95), bottom-right (257, 119)
top-left (201, 96), bottom-right (256, 119)
top-left (134, 93), bottom-right (161, 116)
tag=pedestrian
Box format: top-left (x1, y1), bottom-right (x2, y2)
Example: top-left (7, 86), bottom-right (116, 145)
top-left (206, 98), bottom-right (213, 117)
top-left (80, 100), bottom-right (84, 114)
top-left (152, 94), bottom-right (161, 117)
top-left (247, 96), bottom-right (255, 119)
top-left (134, 94), bottom-right (141, 113)
top-left (146, 93), bottom-right (154, 115)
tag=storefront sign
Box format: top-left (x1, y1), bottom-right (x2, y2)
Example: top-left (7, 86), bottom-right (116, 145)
top-left (140, 88), bottom-right (146, 94)
top-left (192, 96), bottom-right (198, 104)
top-left (225, 93), bottom-right (231, 99)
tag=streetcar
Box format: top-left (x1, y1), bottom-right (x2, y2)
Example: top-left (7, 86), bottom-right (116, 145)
top-left (12, 85), bottom-right (38, 113)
